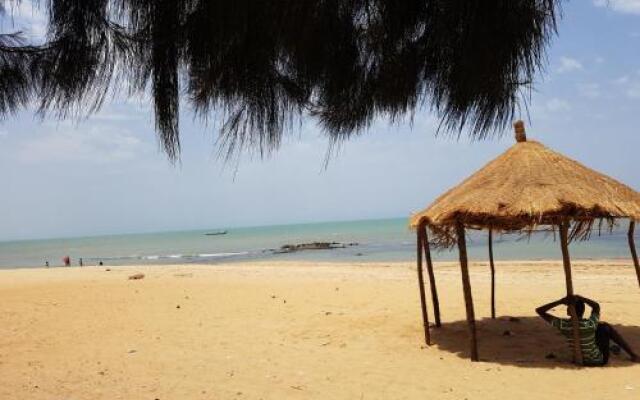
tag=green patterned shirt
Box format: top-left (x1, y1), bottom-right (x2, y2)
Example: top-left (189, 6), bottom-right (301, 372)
top-left (549, 311), bottom-right (603, 365)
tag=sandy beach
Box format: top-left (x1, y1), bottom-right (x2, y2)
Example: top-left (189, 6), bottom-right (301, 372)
top-left (1, 260), bottom-right (638, 399)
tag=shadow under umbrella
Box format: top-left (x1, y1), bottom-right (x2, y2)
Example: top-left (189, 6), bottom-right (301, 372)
top-left (429, 316), bottom-right (640, 369)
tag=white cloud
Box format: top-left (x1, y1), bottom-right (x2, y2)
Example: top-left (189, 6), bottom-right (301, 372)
top-left (577, 83), bottom-right (601, 99)
top-left (93, 110), bottom-right (141, 122)
top-left (594, 0), bottom-right (640, 14)
top-left (627, 82), bottom-right (640, 98)
top-left (614, 75), bottom-right (630, 84)
top-left (613, 71), bottom-right (640, 99)
top-left (556, 57), bottom-right (583, 74)
top-left (546, 98), bottom-right (572, 112)
top-left (16, 126), bottom-right (146, 164)
top-left (3, 1), bottom-right (48, 43)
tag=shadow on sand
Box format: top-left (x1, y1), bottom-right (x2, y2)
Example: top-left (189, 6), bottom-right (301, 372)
top-left (429, 316), bottom-right (640, 369)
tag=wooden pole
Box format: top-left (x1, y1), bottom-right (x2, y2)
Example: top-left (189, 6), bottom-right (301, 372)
top-left (456, 220), bottom-right (479, 361)
top-left (488, 229), bottom-right (496, 319)
top-left (628, 220), bottom-right (640, 288)
top-left (416, 226), bottom-right (431, 345)
top-left (559, 219), bottom-right (583, 366)
top-left (421, 225), bottom-right (441, 327)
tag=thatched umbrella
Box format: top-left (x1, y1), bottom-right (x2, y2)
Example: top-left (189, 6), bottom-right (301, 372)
top-left (409, 121), bottom-right (640, 364)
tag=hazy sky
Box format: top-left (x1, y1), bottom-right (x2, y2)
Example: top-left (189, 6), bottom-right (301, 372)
top-left (1, 1), bottom-right (640, 241)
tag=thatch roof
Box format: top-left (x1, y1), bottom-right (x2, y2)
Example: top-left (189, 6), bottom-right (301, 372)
top-left (410, 121), bottom-right (640, 246)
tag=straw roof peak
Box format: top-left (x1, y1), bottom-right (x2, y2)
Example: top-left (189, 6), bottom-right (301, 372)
top-left (514, 120), bottom-right (527, 143)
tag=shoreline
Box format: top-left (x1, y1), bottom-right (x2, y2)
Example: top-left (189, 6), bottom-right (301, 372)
top-left (1, 217), bottom-right (636, 269)
top-left (0, 256), bottom-right (636, 272)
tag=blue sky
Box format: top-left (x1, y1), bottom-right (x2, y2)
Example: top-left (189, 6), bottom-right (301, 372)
top-left (1, 1), bottom-right (639, 241)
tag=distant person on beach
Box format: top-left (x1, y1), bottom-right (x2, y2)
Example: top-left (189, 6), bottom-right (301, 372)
top-left (63, 256), bottom-right (70, 267)
top-left (79, 258), bottom-right (83, 267)
top-left (98, 261), bottom-right (103, 266)
top-left (45, 261), bottom-right (49, 268)
top-left (536, 295), bottom-right (638, 366)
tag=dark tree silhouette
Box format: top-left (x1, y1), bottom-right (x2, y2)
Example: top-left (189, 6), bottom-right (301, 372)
top-left (0, 0), bottom-right (560, 161)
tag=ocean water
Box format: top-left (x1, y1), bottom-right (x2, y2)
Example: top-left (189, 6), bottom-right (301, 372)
top-left (0, 218), bottom-right (636, 268)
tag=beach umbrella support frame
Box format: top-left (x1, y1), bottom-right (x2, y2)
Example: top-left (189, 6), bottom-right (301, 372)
top-left (629, 221), bottom-right (640, 287)
top-left (415, 217), bottom-right (639, 365)
top-left (415, 226), bottom-right (431, 345)
top-left (559, 219), bottom-right (584, 365)
top-left (488, 228), bottom-right (496, 319)
top-left (421, 225), bottom-right (441, 327)
top-left (455, 220), bottom-right (479, 361)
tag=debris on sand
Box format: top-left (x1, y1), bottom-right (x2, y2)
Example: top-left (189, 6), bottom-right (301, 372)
top-left (128, 273), bottom-right (145, 280)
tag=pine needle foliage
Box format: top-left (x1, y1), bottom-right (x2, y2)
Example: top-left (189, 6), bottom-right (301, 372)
top-left (1, 0), bottom-right (560, 161)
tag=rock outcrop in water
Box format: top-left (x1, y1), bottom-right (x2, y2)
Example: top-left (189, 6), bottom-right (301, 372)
top-left (273, 242), bottom-right (358, 254)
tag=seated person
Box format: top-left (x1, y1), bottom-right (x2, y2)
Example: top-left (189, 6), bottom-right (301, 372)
top-left (536, 295), bottom-right (638, 366)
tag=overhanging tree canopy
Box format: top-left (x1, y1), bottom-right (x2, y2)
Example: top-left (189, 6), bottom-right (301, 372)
top-left (0, 0), bottom-right (561, 161)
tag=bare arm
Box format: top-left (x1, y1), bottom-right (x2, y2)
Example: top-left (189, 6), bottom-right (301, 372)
top-left (576, 295), bottom-right (600, 316)
top-left (536, 297), bottom-right (568, 323)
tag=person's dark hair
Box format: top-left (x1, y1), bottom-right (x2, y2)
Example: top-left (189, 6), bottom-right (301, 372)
top-left (575, 298), bottom-right (585, 318)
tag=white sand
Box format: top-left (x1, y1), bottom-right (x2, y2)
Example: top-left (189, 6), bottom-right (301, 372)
top-left (0, 260), bottom-right (638, 399)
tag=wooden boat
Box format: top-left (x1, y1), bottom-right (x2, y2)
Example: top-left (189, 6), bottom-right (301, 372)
top-left (205, 230), bottom-right (228, 236)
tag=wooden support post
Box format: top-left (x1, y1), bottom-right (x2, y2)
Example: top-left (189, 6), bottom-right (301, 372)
top-left (416, 226), bottom-right (431, 345)
top-left (456, 220), bottom-right (479, 361)
top-left (628, 220), bottom-right (640, 288)
top-left (421, 225), bottom-right (441, 327)
top-left (559, 219), bottom-right (583, 366)
top-left (488, 229), bottom-right (496, 319)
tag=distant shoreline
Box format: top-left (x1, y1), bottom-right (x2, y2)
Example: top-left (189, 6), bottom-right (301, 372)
top-left (0, 257), bottom-right (635, 272)
top-left (0, 217), bottom-right (635, 268)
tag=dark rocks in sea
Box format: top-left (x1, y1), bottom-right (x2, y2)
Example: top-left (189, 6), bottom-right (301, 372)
top-left (274, 241), bottom-right (358, 254)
